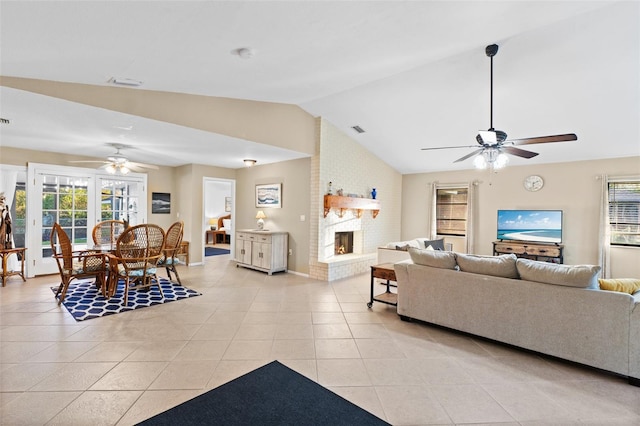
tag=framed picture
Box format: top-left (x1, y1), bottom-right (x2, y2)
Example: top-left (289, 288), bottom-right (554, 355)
top-left (151, 192), bottom-right (171, 214)
top-left (255, 183), bottom-right (282, 208)
top-left (225, 196), bottom-right (231, 212)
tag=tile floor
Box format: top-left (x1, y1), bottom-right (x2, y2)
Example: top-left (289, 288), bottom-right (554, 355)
top-left (1, 254), bottom-right (639, 425)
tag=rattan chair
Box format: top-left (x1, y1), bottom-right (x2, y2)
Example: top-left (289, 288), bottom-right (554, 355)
top-left (51, 222), bottom-right (108, 304)
top-left (159, 221), bottom-right (184, 284)
top-left (108, 224), bottom-right (165, 306)
top-left (92, 220), bottom-right (126, 247)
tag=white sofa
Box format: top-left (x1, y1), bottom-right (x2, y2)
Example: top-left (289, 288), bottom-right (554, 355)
top-left (377, 237), bottom-right (447, 264)
top-left (394, 249), bottom-right (640, 385)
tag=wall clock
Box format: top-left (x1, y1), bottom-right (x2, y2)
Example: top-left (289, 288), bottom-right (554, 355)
top-left (524, 175), bottom-right (544, 192)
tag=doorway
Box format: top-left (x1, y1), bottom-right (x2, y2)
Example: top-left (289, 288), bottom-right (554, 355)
top-left (203, 177), bottom-right (235, 259)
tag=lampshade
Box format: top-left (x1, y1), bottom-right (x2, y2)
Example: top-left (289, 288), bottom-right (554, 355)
top-left (208, 217), bottom-right (217, 230)
top-left (256, 210), bottom-right (266, 230)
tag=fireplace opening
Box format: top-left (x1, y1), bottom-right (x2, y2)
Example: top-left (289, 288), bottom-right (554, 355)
top-left (335, 231), bottom-right (354, 255)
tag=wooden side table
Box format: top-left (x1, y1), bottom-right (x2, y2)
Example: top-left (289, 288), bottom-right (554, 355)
top-left (178, 241), bottom-right (190, 265)
top-left (1, 247), bottom-right (27, 287)
top-left (368, 263), bottom-right (397, 308)
top-left (205, 230), bottom-right (227, 245)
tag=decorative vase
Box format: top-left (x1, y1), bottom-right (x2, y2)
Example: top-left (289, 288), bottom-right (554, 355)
top-left (371, 188), bottom-right (377, 199)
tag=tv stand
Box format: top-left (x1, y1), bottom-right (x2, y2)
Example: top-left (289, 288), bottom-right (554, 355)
top-left (493, 241), bottom-right (563, 264)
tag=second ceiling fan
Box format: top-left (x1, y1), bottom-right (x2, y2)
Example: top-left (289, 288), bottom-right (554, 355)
top-left (422, 44), bottom-right (577, 169)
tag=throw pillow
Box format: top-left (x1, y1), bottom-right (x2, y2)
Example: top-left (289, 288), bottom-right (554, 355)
top-left (395, 244), bottom-right (411, 251)
top-left (516, 258), bottom-right (601, 289)
top-left (408, 247), bottom-right (457, 269)
top-left (418, 238), bottom-right (445, 251)
top-left (598, 278), bottom-right (640, 295)
top-left (455, 253), bottom-right (519, 279)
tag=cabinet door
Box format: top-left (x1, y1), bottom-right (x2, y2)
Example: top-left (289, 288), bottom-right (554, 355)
top-left (251, 242), bottom-right (272, 269)
top-left (236, 239), bottom-right (252, 264)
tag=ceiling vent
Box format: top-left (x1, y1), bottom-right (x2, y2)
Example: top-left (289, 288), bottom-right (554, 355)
top-left (0, 118), bottom-right (10, 124)
top-left (351, 125), bottom-right (365, 134)
top-left (109, 77), bottom-right (143, 87)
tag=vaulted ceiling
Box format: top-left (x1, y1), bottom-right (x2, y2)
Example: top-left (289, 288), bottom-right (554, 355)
top-left (1, 1), bottom-right (638, 173)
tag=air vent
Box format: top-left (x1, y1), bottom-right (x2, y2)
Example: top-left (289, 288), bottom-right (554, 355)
top-left (0, 118), bottom-right (10, 125)
top-left (109, 77), bottom-right (143, 87)
top-left (351, 125), bottom-right (365, 134)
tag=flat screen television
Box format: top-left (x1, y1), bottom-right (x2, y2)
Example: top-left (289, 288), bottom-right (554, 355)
top-left (497, 210), bottom-right (563, 244)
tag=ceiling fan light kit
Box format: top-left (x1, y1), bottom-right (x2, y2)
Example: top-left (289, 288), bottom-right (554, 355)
top-left (421, 43), bottom-right (577, 171)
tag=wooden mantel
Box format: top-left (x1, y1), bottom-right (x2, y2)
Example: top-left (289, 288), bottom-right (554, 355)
top-left (323, 195), bottom-right (380, 218)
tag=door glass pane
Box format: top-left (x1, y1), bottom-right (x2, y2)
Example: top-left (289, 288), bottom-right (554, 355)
top-left (41, 174), bottom-right (89, 257)
top-left (100, 179), bottom-right (141, 225)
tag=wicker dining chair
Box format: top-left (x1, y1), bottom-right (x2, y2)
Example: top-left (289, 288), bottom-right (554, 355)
top-left (159, 221), bottom-right (184, 284)
top-left (108, 224), bottom-right (165, 306)
top-left (51, 222), bottom-right (108, 304)
top-left (92, 220), bottom-right (126, 246)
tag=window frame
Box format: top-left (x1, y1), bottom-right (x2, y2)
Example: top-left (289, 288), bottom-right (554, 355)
top-left (608, 180), bottom-right (640, 247)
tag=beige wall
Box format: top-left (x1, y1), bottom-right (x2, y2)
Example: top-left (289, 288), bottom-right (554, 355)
top-left (235, 157), bottom-right (311, 275)
top-left (1, 77), bottom-right (316, 156)
top-left (175, 164), bottom-right (237, 265)
top-left (402, 156), bottom-right (640, 277)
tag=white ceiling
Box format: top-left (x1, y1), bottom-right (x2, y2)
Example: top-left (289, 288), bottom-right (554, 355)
top-left (1, 1), bottom-right (638, 173)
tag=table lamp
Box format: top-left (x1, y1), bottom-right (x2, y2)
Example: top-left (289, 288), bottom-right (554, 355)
top-left (209, 218), bottom-right (217, 230)
top-left (256, 211), bottom-right (266, 230)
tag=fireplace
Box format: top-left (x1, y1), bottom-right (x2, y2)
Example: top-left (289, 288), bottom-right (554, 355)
top-left (335, 231), bottom-right (354, 255)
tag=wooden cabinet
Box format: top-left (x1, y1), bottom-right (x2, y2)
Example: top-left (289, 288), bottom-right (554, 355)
top-left (493, 241), bottom-right (563, 263)
top-left (235, 230), bottom-right (288, 275)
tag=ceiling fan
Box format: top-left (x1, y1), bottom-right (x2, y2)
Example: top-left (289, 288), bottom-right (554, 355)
top-left (422, 44), bottom-right (577, 170)
top-left (69, 144), bottom-right (159, 174)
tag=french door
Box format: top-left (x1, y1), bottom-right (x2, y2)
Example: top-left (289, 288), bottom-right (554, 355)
top-left (27, 164), bottom-right (147, 276)
top-left (97, 177), bottom-right (146, 226)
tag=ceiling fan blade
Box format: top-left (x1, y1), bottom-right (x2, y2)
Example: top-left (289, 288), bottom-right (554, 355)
top-left (127, 161), bottom-right (159, 170)
top-left (454, 149), bottom-right (484, 163)
top-left (68, 160), bottom-right (108, 164)
top-left (501, 146), bottom-right (539, 159)
top-left (507, 133), bottom-right (577, 146)
top-left (421, 145), bottom-right (477, 151)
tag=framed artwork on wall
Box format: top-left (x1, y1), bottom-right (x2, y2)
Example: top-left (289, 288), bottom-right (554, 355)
top-left (151, 192), bottom-right (171, 214)
top-left (225, 196), bottom-right (231, 212)
top-left (255, 183), bottom-right (282, 208)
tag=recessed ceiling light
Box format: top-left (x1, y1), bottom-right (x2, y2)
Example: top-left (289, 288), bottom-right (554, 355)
top-left (109, 77), bottom-right (143, 87)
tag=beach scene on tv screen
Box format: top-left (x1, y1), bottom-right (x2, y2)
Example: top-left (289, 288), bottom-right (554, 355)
top-left (497, 210), bottom-right (562, 243)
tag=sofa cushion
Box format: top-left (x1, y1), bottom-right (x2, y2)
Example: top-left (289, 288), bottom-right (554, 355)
top-left (599, 278), bottom-right (640, 294)
top-left (416, 238), bottom-right (445, 251)
top-left (516, 258), bottom-right (601, 289)
top-left (455, 253), bottom-right (519, 278)
top-left (409, 248), bottom-right (457, 269)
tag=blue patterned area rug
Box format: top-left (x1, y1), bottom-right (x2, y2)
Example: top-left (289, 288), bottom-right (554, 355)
top-left (52, 277), bottom-right (201, 321)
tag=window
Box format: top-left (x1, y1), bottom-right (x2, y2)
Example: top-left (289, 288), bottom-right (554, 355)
top-left (608, 181), bottom-right (640, 246)
top-left (11, 181), bottom-right (26, 248)
top-left (436, 188), bottom-right (468, 236)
